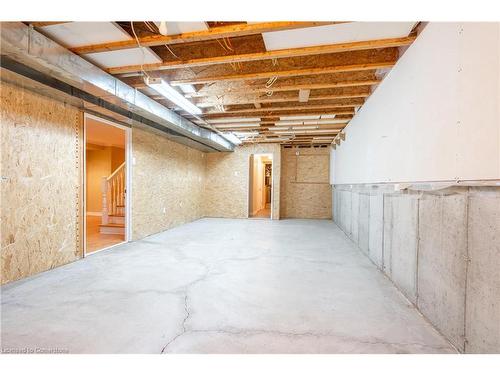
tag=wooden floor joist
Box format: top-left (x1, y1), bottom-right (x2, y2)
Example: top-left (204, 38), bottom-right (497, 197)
top-left (107, 35), bottom-right (416, 75)
top-left (169, 61), bottom-right (396, 85)
top-left (186, 79), bottom-right (381, 97)
top-left (195, 92), bottom-right (370, 107)
top-left (200, 110), bottom-right (355, 119)
top-left (203, 103), bottom-right (360, 115)
top-left (70, 22), bottom-right (338, 55)
top-left (29, 21), bottom-right (72, 27)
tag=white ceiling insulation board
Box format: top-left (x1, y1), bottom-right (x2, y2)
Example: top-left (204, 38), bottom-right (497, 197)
top-left (39, 22), bottom-right (132, 48)
top-left (84, 48), bottom-right (162, 69)
top-left (280, 115), bottom-right (321, 120)
top-left (262, 22), bottom-right (416, 51)
top-left (209, 117), bottom-right (261, 123)
top-left (154, 22), bottom-right (208, 35)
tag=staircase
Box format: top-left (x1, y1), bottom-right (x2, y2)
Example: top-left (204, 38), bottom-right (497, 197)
top-left (99, 162), bottom-right (125, 235)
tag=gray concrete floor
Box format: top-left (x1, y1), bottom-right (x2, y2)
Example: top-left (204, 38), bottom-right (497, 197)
top-left (1, 218), bottom-right (456, 354)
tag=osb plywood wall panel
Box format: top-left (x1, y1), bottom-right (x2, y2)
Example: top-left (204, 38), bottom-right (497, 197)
top-left (205, 144), bottom-right (281, 219)
top-left (297, 155), bottom-right (330, 183)
top-left (131, 126), bottom-right (206, 240)
top-left (281, 147), bottom-right (332, 219)
top-left (1, 81), bottom-right (82, 284)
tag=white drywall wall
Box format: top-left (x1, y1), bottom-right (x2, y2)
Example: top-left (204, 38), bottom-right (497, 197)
top-left (331, 23), bottom-right (500, 184)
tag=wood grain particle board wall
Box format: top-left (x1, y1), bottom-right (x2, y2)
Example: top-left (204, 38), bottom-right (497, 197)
top-left (205, 144), bottom-right (281, 219)
top-left (1, 81), bottom-right (83, 284)
top-left (280, 146), bottom-right (332, 219)
top-left (130, 126), bottom-right (207, 240)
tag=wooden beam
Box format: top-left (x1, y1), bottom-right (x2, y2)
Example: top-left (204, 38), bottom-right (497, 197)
top-left (107, 35), bottom-right (416, 75)
top-left (170, 61), bottom-right (396, 85)
top-left (196, 92), bottom-right (370, 107)
top-left (70, 22), bottom-right (338, 55)
top-left (203, 103), bottom-right (359, 115)
top-left (215, 123), bottom-right (348, 131)
top-left (29, 21), bottom-right (72, 27)
top-left (187, 79), bottom-right (380, 97)
top-left (201, 110), bottom-right (355, 119)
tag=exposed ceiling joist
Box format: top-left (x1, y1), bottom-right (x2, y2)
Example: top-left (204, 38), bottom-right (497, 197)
top-left (201, 110), bottom-right (355, 119)
top-left (170, 61), bottom-right (396, 85)
top-left (107, 35), bottom-right (415, 74)
top-left (203, 103), bottom-right (361, 115)
top-left (29, 21), bottom-right (72, 27)
top-left (70, 22), bottom-right (339, 55)
top-left (195, 92), bottom-right (370, 107)
top-left (187, 79), bottom-right (380, 97)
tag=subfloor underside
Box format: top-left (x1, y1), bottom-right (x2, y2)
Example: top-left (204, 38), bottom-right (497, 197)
top-left (0, 218), bottom-right (456, 354)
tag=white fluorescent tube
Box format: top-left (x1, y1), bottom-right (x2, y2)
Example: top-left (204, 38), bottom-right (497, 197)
top-left (146, 77), bottom-right (202, 115)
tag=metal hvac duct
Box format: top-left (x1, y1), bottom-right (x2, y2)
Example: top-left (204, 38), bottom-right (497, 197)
top-left (0, 22), bottom-right (234, 152)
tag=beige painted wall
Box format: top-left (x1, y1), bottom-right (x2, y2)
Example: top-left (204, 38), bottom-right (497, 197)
top-left (86, 148), bottom-right (112, 213)
top-left (111, 147), bottom-right (125, 171)
top-left (86, 146), bottom-right (125, 213)
top-left (205, 144), bottom-right (281, 219)
top-left (281, 147), bottom-right (332, 219)
top-left (130, 126), bottom-right (206, 240)
top-left (1, 81), bottom-right (83, 284)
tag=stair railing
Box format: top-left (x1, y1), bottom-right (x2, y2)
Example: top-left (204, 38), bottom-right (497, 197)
top-left (101, 162), bottom-right (126, 224)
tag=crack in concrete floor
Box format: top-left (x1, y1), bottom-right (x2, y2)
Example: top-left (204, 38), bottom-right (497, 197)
top-left (1, 218), bottom-right (456, 354)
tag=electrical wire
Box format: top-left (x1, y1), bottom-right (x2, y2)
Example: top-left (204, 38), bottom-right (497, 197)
top-left (144, 21), bottom-right (156, 33)
top-left (265, 76), bottom-right (278, 88)
top-left (130, 21), bottom-right (150, 80)
top-left (164, 44), bottom-right (180, 59)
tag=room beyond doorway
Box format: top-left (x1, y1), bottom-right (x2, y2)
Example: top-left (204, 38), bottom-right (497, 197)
top-left (248, 153), bottom-right (273, 219)
top-left (84, 114), bottom-right (129, 254)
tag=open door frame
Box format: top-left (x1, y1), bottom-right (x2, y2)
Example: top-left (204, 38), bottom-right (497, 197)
top-left (82, 113), bottom-right (132, 257)
top-left (247, 153), bottom-right (274, 220)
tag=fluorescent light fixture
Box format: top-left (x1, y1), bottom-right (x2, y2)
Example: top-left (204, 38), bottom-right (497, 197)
top-left (145, 77), bottom-right (202, 115)
top-left (221, 132), bottom-right (242, 145)
top-left (215, 123), bottom-right (261, 129)
top-left (209, 117), bottom-right (261, 124)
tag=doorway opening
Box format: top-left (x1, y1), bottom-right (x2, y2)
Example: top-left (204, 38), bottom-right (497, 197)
top-left (84, 114), bottom-right (129, 255)
top-left (248, 153), bottom-right (273, 219)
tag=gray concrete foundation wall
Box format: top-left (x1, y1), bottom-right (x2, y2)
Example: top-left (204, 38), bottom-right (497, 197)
top-left (332, 184), bottom-right (500, 353)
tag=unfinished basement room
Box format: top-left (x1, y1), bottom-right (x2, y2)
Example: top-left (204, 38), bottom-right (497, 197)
top-left (1, 2), bottom-right (500, 370)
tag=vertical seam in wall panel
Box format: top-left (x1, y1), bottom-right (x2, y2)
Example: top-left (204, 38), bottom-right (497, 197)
top-left (463, 187), bottom-right (471, 353)
top-left (350, 188), bottom-right (352, 237)
top-left (75, 111), bottom-right (81, 258)
top-left (415, 195), bottom-right (421, 303)
top-left (381, 193), bottom-right (385, 270)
